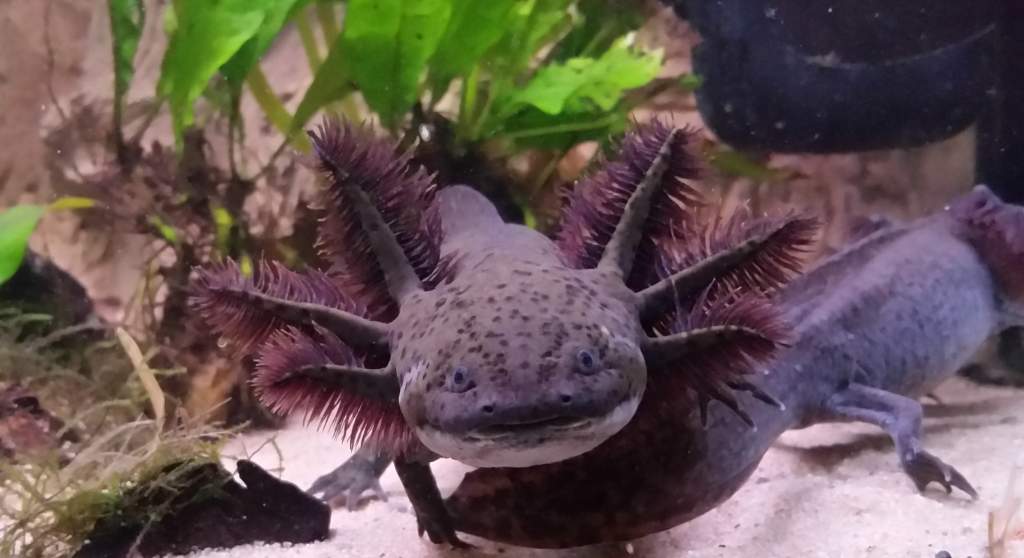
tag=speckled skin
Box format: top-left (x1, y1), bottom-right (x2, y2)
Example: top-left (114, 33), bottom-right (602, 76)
top-left (391, 186), bottom-right (648, 467)
top-left (443, 199), bottom-right (1021, 547)
top-left (205, 121), bottom-right (802, 548)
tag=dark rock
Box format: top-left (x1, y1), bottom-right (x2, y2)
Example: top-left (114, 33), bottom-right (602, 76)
top-left (74, 459), bottom-right (331, 558)
top-left (0, 249), bottom-right (97, 333)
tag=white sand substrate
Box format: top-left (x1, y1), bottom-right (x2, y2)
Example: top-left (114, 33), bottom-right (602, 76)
top-left (175, 377), bottom-right (1024, 558)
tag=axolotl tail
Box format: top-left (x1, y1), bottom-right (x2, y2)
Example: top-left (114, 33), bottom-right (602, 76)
top-left (949, 184), bottom-right (1024, 326)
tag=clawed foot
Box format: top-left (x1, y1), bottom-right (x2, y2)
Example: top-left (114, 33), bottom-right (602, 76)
top-left (415, 513), bottom-right (473, 549)
top-left (903, 450), bottom-right (978, 499)
top-left (307, 454), bottom-right (389, 510)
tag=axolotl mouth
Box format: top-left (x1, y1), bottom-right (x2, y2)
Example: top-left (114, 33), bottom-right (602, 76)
top-left (414, 393), bottom-right (642, 469)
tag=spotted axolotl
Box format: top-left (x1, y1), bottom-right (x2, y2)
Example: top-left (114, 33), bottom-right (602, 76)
top-left (190, 118), bottom-right (817, 546)
top-left (303, 180), bottom-right (1024, 548)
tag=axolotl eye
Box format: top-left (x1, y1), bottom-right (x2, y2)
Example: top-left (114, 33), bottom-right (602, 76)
top-left (575, 349), bottom-right (599, 375)
top-left (446, 366), bottom-right (476, 393)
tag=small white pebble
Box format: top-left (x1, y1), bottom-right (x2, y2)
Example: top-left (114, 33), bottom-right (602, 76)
top-left (625, 542), bottom-right (635, 554)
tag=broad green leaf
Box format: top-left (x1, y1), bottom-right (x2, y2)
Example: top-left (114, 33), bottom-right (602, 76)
top-left (0, 205), bottom-right (45, 286)
top-left (220, 0), bottom-right (308, 88)
top-left (157, 0), bottom-right (267, 144)
top-left (426, 0), bottom-right (516, 99)
top-left (343, 0), bottom-right (453, 127)
top-left (0, 197), bottom-right (93, 286)
top-left (290, 32), bottom-right (353, 132)
top-left (487, 0), bottom-right (572, 78)
top-left (108, 0), bottom-right (146, 112)
top-left (493, 37), bottom-right (661, 119)
top-left (484, 36), bottom-right (661, 150)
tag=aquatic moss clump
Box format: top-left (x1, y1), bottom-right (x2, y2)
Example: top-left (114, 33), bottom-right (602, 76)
top-left (0, 320), bottom-right (236, 557)
top-left (0, 412), bottom-right (231, 557)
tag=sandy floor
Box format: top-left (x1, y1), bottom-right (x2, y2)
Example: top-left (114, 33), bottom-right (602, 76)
top-left (172, 377), bottom-right (1024, 558)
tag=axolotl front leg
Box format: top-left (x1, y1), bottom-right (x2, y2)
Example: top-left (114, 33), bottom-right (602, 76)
top-left (306, 447), bottom-right (468, 547)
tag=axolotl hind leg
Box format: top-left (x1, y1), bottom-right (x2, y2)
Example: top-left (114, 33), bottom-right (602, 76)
top-left (822, 383), bottom-right (978, 499)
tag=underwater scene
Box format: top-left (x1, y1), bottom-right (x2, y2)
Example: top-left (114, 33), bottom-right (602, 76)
top-left (1, 1), bottom-right (1023, 557)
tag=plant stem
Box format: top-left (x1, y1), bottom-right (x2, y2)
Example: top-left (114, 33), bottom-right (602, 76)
top-left (467, 82), bottom-right (497, 142)
top-left (578, 21), bottom-right (614, 59)
top-left (245, 66), bottom-right (310, 151)
top-left (316, 2), bottom-right (340, 44)
top-left (228, 96), bottom-right (240, 179)
top-left (330, 92), bottom-right (363, 123)
top-left (295, 6), bottom-right (322, 72)
top-left (530, 150), bottom-right (563, 198)
top-left (456, 64), bottom-right (480, 142)
top-left (128, 99), bottom-right (164, 146)
top-left (501, 113), bottom-right (621, 141)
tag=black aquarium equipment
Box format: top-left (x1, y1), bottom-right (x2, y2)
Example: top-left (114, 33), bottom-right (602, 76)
top-left (670, 0), bottom-right (1000, 154)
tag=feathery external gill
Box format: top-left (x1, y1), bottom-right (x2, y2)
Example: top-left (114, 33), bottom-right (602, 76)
top-left (188, 259), bottom-right (388, 353)
top-left (556, 118), bottom-right (704, 284)
top-left (253, 326), bottom-right (412, 453)
top-left (645, 292), bottom-right (791, 427)
top-left (640, 211), bottom-right (820, 323)
top-left (308, 118), bottom-right (445, 313)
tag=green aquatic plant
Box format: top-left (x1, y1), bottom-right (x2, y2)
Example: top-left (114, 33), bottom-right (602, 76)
top-left (0, 197), bottom-right (94, 288)
top-left (152, 0), bottom-right (666, 156)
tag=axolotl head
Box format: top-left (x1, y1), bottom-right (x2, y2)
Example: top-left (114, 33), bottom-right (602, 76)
top-left (391, 266), bottom-right (647, 468)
